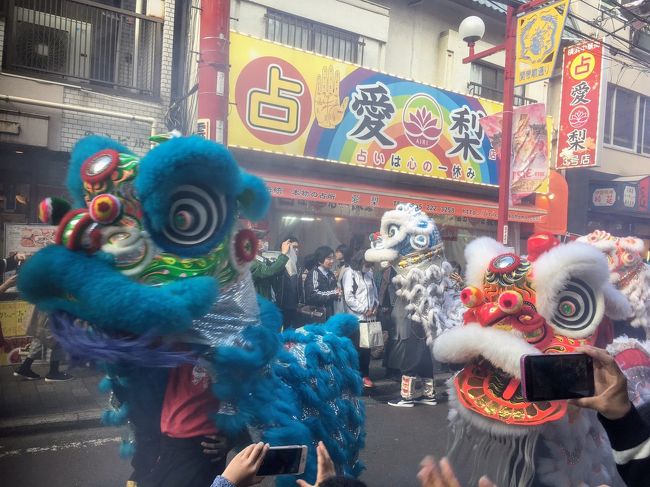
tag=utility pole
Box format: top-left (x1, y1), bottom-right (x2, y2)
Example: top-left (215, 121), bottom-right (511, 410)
top-left (198, 0), bottom-right (230, 144)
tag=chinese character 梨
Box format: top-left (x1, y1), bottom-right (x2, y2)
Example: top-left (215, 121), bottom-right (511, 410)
top-left (567, 129), bottom-right (587, 151)
top-left (347, 82), bottom-right (397, 147)
top-left (570, 81), bottom-right (591, 106)
top-left (446, 106), bottom-right (486, 162)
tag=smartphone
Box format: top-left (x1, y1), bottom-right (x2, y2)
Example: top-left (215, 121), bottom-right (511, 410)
top-left (256, 445), bottom-right (308, 477)
top-left (520, 353), bottom-right (595, 401)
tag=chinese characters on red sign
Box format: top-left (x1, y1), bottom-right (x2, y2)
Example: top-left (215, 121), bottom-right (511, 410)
top-left (556, 41), bottom-right (603, 169)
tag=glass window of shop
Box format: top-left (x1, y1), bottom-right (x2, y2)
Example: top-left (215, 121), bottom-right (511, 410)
top-left (260, 198), bottom-right (498, 272)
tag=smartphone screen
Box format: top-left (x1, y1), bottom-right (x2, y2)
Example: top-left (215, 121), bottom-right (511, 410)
top-left (522, 353), bottom-right (595, 401)
top-left (257, 446), bottom-right (306, 476)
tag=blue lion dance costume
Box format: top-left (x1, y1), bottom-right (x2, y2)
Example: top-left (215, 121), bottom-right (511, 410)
top-left (18, 134), bottom-right (365, 486)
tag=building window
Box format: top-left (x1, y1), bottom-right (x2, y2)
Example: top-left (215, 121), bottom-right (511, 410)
top-left (265, 10), bottom-right (363, 64)
top-left (603, 84), bottom-right (650, 154)
top-left (468, 63), bottom-right (534, 106)
top-left (4, 0), bottom-right (163, 96)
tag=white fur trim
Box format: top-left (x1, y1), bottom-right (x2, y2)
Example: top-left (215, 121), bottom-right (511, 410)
top-left (464, 237), bottom-right (509, 288)
top-left (603, 282), bottom-right (633, 321)
top-left (433, 324), bottom-right (540, 378)
top-left (364, 247), bottom-right (397, 264)
top-left (532, 242), bottom-right (610, 338)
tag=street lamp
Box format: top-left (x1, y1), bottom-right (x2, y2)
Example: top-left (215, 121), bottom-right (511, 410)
top-left (459, 0), bottom-right (550, 245)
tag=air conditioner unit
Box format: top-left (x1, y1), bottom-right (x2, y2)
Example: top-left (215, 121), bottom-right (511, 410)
top-left (14, 7), bottom-right (92, 79)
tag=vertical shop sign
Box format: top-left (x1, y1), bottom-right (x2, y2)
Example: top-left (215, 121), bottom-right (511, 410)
top-left (515, 0), bottom-right (570, 86)
top-left (556, 41), bottom-right (604, 169)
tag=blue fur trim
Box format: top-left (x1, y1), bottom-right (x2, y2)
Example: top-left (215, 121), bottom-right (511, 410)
top-left (119, 440), bottom-right (136, 458)
top-left (319, 313), bottom-right (360, 337)
top-left (101, 404), bottom-right (129, 426)
top-left (98, 376), bottom-right (113, 393)
top-left (135, 136), bottom-right (242, 257)
top-left (238, 171), bottom-right (270, 222)
top-left (211, 308), bottom-right (365, 486)
top-left (50, 312), bottom-right (197, 367)
top-left (66, 136), bottom-right (133, 208)
top-left (18, 245), bottom-right (217, 334)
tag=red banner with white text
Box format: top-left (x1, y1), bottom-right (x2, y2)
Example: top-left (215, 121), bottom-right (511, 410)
top-left (556, 40), bottom-right (603, 169)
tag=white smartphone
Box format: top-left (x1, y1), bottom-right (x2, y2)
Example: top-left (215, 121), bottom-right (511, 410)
top-left (256, 445), bottom-right (308, 476)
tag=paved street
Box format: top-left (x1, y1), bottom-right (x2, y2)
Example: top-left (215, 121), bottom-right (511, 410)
top-left (0, 362), bottom-right (451, 487)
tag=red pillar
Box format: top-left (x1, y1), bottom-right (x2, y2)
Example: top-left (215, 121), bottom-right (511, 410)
top-left (198, 0), bottom-right (230, 144)
top-left (498, 5), bottom-right (517, 245)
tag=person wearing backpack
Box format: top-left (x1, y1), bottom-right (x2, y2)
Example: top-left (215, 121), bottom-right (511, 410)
top-left (342, 250), bottom-right (378, 388)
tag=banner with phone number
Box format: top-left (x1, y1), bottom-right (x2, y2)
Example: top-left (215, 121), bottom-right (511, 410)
top-left (228, 32), bottom-right (503, 186)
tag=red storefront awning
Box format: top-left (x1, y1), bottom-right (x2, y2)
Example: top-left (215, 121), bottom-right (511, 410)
top-left (255, 172), bottom-right (546, 224)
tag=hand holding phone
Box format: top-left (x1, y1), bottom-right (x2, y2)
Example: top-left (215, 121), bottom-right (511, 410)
top-left (256, 444), bottom-right (308, 477)
top-left (570, 345), bottom-right (632, 420)
top-left (521, 353), bottom-right (595, 402)
top-left (221, 442), bottom-right (269, 487)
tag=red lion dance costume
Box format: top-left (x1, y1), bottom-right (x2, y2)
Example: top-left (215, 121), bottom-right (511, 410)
top-left (434, 234), bottom-right (631, 487)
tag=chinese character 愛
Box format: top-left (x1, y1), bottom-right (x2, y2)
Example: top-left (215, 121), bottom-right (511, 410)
top-left (347, 82), bottom-right (397, 147)
top-left (570, 81), bottom-right (591, 106)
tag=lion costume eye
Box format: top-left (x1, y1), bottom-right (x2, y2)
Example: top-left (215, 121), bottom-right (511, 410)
top-left (387, 224), bottom-right (400, 238)
top-left (161, 185), bottom-right (227, 248)
top-left (550, 278), bottom-right (598, 332)
top-left (410, 234), bottom-right (429, 249)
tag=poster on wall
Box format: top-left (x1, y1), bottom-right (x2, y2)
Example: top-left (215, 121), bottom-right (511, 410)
top-left (228, 32), bottom-right (505, 186)
top-left (4, 223), bottom-right (57, 258)
top-left (556, 40), bottom-right (604, 169)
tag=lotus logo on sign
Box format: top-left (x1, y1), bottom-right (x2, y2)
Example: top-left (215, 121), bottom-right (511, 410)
top-left (402, 94), bottom-right (443, 149)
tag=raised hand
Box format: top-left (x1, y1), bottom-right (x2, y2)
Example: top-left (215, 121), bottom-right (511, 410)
top-left (570, 345), bottom-right (632, 420)
top-left (315, 65), bottom-right (349, 129)
top-left (221, 442), bottom-right (269, 487)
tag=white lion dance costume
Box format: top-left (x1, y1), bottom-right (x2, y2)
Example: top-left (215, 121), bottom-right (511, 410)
top-left (578, 230), bottom-right (650, 339)
top-left (434, 234), bottom-right (631, 487)
top-left (365, 203), bottom-right (463, 403)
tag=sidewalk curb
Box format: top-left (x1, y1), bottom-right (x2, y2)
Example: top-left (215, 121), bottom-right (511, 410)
top-left (0, 408), bottom-right (104, 436)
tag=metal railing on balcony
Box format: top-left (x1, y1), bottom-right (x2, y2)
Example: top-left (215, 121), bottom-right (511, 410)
top-left (467, 81), bottom-right (538, 107)
top-left (3, 0), bottom-right (163, 96)
top-left (265, 10), bottom-right (364, 64)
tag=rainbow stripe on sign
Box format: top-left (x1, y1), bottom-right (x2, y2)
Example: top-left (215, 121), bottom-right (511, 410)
top-left (228, 32), bottom-right (503, 186)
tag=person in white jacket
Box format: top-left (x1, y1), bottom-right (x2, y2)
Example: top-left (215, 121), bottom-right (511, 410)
top-left (342, 250), bottom-right (379, 388)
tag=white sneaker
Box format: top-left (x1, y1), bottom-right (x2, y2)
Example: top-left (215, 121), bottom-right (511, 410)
top-left (415, 397), bottom-right (437, 406)
top-left (388, 398), bottom-right (415, 408)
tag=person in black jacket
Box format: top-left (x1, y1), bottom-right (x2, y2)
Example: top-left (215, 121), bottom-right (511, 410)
top-left (572, 345), bottom-right (650, 487)
top-left (304, 246), bottom-right (340, 319)
top-left (274, 236), bottom-right (302, 328)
